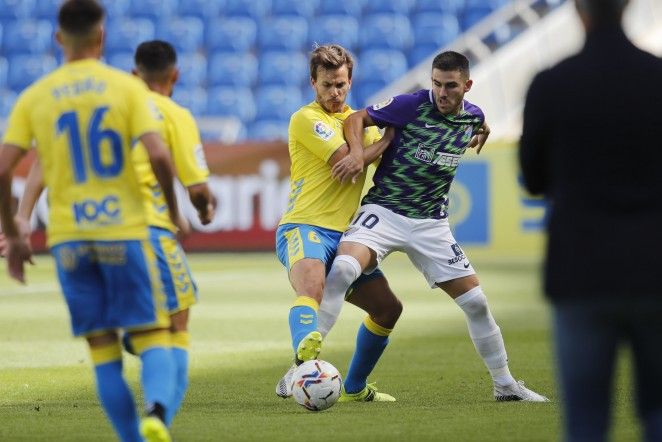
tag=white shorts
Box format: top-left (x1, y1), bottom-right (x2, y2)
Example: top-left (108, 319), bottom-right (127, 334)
top-left (341, 204), bottom-right (475, 287)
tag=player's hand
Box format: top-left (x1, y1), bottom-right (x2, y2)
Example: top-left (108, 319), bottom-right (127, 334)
top-left (0, 217), bottom-right (31, 258)
top-left (468, 122), bottom-right (491, 154)
top-left (6, 236), bottom-right (34, 284)
top-left (332, 153), bottom-right (364, 184)
top-left (176, 212), bottom-right (192, 238)
top-left (198, 202), bottom-right (215, 225)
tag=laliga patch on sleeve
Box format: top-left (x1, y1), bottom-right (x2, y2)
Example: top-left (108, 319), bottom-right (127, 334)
top-left (372, 97), bottom-right (394, 111)
top-left (313, 121), bottom-right (335, 141)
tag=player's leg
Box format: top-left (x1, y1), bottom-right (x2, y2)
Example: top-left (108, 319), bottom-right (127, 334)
top-left (52, 241), bottom-right (141, 441)
top-left (87, 332), bottom-right (143, 442)
top-left (107, 240), bottom-right (174, 440)
top-left (339, 271), bottom-right (401, 402)
top-left (148, 227), bottom-right (197, 426)
top-left (408, 219), bottom-right (548, 401)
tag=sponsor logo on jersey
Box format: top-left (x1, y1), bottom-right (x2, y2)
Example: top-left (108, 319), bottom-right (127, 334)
top-left (415, 143), bottom-right (462, 167)
top-left (72, 195), bottom-right (121, 226)
top-left (313, 121), bottom-right (335, 141)
top-left (372, 97), bottom-right (394, 110)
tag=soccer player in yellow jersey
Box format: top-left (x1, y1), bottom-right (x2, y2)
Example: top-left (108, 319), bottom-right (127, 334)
top-left (275, 44), bottom-right (402, 402)
top-left (0, 2), bottom-right (177, 441)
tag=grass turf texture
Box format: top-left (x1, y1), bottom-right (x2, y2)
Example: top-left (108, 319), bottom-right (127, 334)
top-left (0, 253), bottom-right (640, 441)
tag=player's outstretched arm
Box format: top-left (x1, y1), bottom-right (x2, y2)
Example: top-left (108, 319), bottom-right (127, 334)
top-left (140, 132), bottom-right (180, 227)
top-left (187, 183), bottom-right (215, 225)
top-left (468, 121), bottom-right (491, 154)
top-left (0, 144), bottom-right (33, 283)
top-left (332, 110), bottom-right (374, 183)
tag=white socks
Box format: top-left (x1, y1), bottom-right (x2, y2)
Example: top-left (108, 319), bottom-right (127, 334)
top-left (454, 286), bottom-right (515, 387)
top-left (317, 255), bottom-right (362, 337)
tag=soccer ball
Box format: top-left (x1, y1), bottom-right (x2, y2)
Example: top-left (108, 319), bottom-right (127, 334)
top-left (291, 360), bottom-right (342, 411)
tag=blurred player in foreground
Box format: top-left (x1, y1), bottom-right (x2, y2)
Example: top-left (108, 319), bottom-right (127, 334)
top-left (520, 0), bottom-right (662, 438)
top-left (3, 40), bottom-right (216, 430)
top-left (0, 1), bottom-right (177, 441)
top-left (276, 44), bottom-right (401, 402)
top-left (322, 51), bottom-right (549, 402)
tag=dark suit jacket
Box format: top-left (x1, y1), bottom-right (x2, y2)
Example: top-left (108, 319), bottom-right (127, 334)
top-left (519, 26), bottom-right (662, 300)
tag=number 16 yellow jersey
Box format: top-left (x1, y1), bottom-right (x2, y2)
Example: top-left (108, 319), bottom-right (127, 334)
top-left (2, 59), bottom-right (163, 246)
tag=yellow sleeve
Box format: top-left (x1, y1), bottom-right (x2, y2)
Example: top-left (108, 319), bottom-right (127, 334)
top-left (169, 109), bottom-right (209, 186)
top-left (290, 110), bottom-right (345, 162)
top-left (2, 92), bottom-right (33, 150)
top-left (366, 126), bottom-right (382, 145)
top-left (128, 82), bottom-right (163, 140)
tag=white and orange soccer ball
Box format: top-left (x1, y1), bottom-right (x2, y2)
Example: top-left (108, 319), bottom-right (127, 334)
top-left (291, 360), bottom-right (342, 411)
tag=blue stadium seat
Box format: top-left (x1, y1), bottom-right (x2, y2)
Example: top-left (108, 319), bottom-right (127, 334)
top-left (364, 0), bottom-right (414, 15)
top-left (255, 85), bottom-right (302, 121)
top-left (318, 0), bottom-right (366, 16)
top-left (360, 14), bottom-right (413, 51)
top-left (176, 53), bottom-right (207, 87)
top-left (35, 0), bottom-right (61, 21)
top-left (3, 20), bottom-right (54, 55)
top-left (415, 0), bottom-right (464, 14)
top-left (356, 49), bottom-right (408, 83)
top-left (207, 86), bottom-right (256, 122)
top-left (0, 57), bottom-right (7, 89)
top-left (101, 0), bottom-right (131, 21)
top-left (248, 119), bottom-right (289, 141)
top-left (225, 0), bottom-right (272, 19)
top-left (7, 55), bottom-right (57, 92)
top-left (258, 16), bottom-right (308, 51)
top-left (206, 17), bottom-right (257, 52)
top-left (407, 44), bottom-right (440, 66)
top-left (0, 88), bottom-right (17, 118)
top-left (177, 0), bottom-right (226, 19)
top-left (258, 51), bottom-right (307, 87)
top-left (0, 24), bottom-right (3, 55)
top-left (413, 13), bottom-right (460, 47)
top-left (129, 0), bottom-right (178, 21)
top-left (172, 86), bottom-right (208, 116)
top-left (467, 0), bottom-right (510, 9)
top-left (208, 52), bottom-right (258, 87)
top-left (271, 0), bottom-right (320, 17)
top-left (158, 17), bottom-right (204, 53)
top-left (354, 80), bottom-right (389, 107)
top-left (105, 19), bottom-right (156, 53)
top-left (107, 51), bottom-right (134, 73)
top-left (0, 0), bottom-right (34, 21)
top-left (462, 5), bottom-right (493, 30)
top-left (309, 15), bottom-right (359, 51)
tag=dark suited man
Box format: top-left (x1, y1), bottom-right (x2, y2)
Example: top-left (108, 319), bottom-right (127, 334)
top-left (519, 0), bottom-right (662, 440)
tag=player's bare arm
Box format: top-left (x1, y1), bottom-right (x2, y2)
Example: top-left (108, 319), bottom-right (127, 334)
top-left (328, 127), bottom-right (395, 168)
top-left (468, 121), bottom-right (491, 154)
top-left (0, 144), bottom-right (34, 283)
top-left (333, 109), bottom-right (379, 183)
top-left (187, 182), bottom-right (215, 225)
top-left (140, 132), bottom-right (179, 227)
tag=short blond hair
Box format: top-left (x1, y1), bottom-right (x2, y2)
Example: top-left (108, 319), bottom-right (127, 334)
top-left (309, 44), bottom-right (354, 80)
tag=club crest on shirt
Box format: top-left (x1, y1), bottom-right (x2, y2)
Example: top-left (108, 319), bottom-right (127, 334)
top-left (313, 121), bottom-right (334, 141)
top-left (372, 97), bottom-right (393, 111)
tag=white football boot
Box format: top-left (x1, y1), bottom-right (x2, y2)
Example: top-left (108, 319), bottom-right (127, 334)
top-left (494, 380), bottom-right (549, 402)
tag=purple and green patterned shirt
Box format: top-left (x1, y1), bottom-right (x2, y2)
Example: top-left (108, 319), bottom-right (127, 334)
top-left (364, 89), bottom-right (484, 219)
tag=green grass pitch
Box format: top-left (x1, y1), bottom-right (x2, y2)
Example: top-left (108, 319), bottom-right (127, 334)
top-left (0, 252), bottom-right (640, 441)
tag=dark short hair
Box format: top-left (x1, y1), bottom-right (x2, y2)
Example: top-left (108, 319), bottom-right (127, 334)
top-left (134, 40), bottom-right (177, 75)
top-left (432, 51), bottom-right (470, 78)
top-left (58, 0), bottom-right (104, 37)
top-left (575, 0), bottom-right (628, 25)
top-left (309, 44), bottom-right (354, 80)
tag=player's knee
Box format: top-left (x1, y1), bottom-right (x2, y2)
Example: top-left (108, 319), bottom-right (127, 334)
top-left (169, 310), bottom-right (189, 333)
top-left (457, 287), bottom-right (490, 318)
top-left (327, 255), bottom-right (361, 292)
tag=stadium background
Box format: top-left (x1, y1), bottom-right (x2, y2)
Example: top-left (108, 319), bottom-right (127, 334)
top-left (1, 0), bottom-right (660, 255)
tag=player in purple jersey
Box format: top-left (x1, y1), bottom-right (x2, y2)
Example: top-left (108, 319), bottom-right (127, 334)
top-left (321, 51), bottom-right (549, 402)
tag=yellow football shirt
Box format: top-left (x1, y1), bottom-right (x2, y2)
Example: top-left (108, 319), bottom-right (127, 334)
top-left (279, 101), bottom-right (381, 232)
top-left (132, 91), bottom-right (209, 233)
top-left (2, 59), bottom-right (162, 246)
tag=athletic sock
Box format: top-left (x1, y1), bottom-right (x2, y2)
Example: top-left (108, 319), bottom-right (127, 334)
top-left (454, 286), bottom-right (515, 387)
top-left (91, 342), bottom-right (141, 442)
top-left (131, 330), bottom-right (175, 419)
top-left (318, 255), bottom-right (362, 336)
top-left (288, 296), bottom-right (319, 354)
top-left (343, 317), bottom-right (392, 394)
top-left (166, 331), bottom-right (190, 426)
